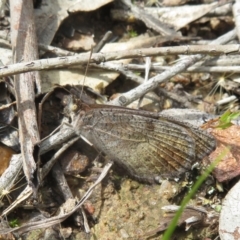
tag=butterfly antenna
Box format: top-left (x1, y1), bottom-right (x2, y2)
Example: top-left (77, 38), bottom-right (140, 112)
top-left (80, 47), bottom-right (93, 99)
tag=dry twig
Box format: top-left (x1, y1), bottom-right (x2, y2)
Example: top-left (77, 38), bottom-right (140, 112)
top-left (110, 29), bottom-right (237, 106)
top-left (0, 162), bottom-right (113, 235)
top-left (10, 0), bottom-right (41, 188)
top-left (0, 44), bottom-right (239, 78)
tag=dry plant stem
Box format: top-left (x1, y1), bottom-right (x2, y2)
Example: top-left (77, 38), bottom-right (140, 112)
top-left (233, 1), bottom-right (240, 41)
top-left (51, 162), bottom-right (74, 201)
top-left (216, 95), bottom-right (237, 105)
top-left (96, 54), bottom-right (240, 73)
top-left (39, 125), bottom-right (77, 154)
top-left (202, 55), bottom-right (240, 66)
top-left (95, 62), bottom-right (178, 108)
top-left (38, 43), bottom-right (76, 57)
top-left (92, 62), bottom-right (145, 85)
top-left (110, 29), bottom-right (237, 106)
top-left (37, 89), bottom-right (54, 138)
top-left (94, 62), bottom-right (192, 108)
top-left (0, 126), bottom-right (76, 190)
top-left (52, 162), bottom-right (87, 229)
top-left (93, 31), bottom-right (113, 53)
top-left (81, 207), bottom-right (90, 233)
top-left (138, 57), bottom-right (151, 108)
top-left (0, 44), bottom-right (239, 78)
top-left (0, 155), bottom-right (22, 196)
top-left (141, 206), bottom-right (211, 239)
top-left (121, 64), bottom-right (240, 73)
top-left (1, 185), bottom-right (33, 218)
top-left (0, 125), bottom-right (78, 215)
top-left (40, 136), bottom-right (80, 180)
top-left (97, 54), bottom-right (240, 74)
top-left (0, 162), bottom-right (113, 235)
top-left (38, 35), bottom-right (200, 58)
top-left (10, 0), bottom-right (40, 185)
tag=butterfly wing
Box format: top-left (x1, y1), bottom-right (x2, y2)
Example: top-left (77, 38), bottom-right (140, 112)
top-left (78, 107), bottom-right (215, 183)
top-left (157, 115), bottom-right (216, 161)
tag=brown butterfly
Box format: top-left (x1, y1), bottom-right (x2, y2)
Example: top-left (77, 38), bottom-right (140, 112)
top-left (71, 101), bottom-right (216, 183)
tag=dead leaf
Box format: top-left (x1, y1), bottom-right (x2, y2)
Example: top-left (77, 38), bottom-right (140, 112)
top-left (0, 144), bottom-right (15, 176)
top-left (35, 0), bottom-right (112, 45)
top-left (162, 0), bottom-right (189, 6)
top-left (219, 179), bottom-right (240, 240)
top-left (68, 0), bottom-right (113, 12)
top-left (207, 124), bottom-right (240, 182)
top-left (149, 2), bottom-right (221, 30)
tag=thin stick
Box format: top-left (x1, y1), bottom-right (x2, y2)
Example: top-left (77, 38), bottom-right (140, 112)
top-left (0, 44), bottom-right (239, 78)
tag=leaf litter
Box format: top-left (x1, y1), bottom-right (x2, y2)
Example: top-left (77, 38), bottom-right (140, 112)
top-left (0, 0), bottom-right (240, 240)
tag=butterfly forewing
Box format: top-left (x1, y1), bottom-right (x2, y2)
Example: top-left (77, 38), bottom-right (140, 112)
top-left (157, 115), bottom-right (217, 161)
top-left (76, 106), bottom-right (215, 183)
